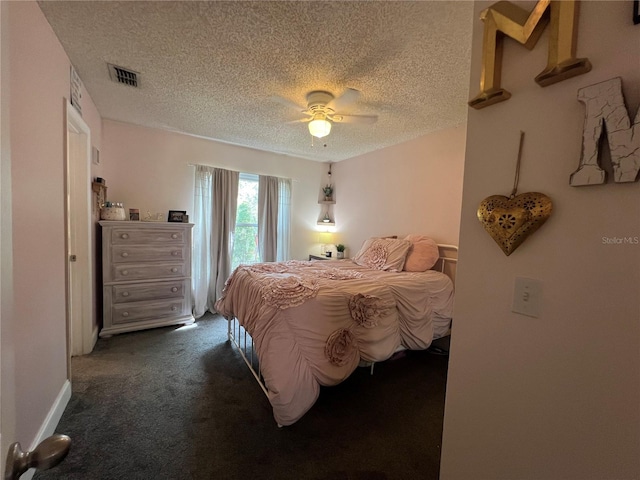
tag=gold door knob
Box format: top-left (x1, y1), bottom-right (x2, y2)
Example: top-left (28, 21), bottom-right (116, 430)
top-left (4, 434), bottom-right (71, 480)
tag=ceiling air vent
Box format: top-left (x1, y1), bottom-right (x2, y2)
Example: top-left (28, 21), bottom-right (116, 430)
top-left (107, 63), bottom-right (139, 87)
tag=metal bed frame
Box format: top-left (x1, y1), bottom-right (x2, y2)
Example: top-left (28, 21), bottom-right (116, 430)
top-left (227, 315), bottom-right (268, 397)
top-left (226, 244), bottom-right (458, 400)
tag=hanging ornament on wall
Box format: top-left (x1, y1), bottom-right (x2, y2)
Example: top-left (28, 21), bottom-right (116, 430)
top-left (477, 132), bottom-right (553, 256)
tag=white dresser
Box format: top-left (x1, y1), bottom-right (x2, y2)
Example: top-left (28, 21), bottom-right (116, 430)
top-left (99, 221), bottom-right (195, 337)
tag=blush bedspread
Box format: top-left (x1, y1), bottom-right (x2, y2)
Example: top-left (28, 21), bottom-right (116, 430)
top-left (214, 259), bottom-right (454, 426)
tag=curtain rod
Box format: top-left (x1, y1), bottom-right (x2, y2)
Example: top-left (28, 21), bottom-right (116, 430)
top-left (187, 163), bottom-right (297, 182)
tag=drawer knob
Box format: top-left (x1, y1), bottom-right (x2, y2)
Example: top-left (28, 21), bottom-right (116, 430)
top-left (121, 252), bottom-right (129, 258)
top-left (171, 306), bottom-right (177, 311)
top-left (121, 270), bottom-right (129, 276)
top-left (122, 292), bottom-right (130, 297)
top-left (121, 233), bottom-right (129, 239)
top-left (172, 251), bottom-right (179, 256)
top-left (171, 234), bottom-right (178, 239)
top-left (171, 287), bottom-right (178, 292)
top-left (171, 268), bottom-right (178, 273)
top-left (122, 312), bottom-right (129, 317)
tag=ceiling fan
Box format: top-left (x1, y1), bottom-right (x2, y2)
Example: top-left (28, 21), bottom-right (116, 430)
top-left (272, 88), bottom-right (378, 139)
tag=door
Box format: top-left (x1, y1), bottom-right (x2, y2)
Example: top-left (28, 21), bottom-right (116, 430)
top-left (65, 102), bottom-right (95, 361)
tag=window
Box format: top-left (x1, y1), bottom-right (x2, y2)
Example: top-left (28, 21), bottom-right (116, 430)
top-left (231, 173), bottom-right (259, 270)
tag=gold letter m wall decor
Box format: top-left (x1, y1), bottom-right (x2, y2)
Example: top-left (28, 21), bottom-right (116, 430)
top-left (469, 0), bottom-right (591, 109)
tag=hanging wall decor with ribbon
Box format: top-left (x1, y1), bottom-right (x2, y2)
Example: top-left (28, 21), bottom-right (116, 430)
top-left (477, 132), bottom-right (553, 256)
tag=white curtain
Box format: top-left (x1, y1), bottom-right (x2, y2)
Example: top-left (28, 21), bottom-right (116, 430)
top-left (192, 166), bottom-right (239, 318)
top-left (277, 177), bottom-right (291, 262)
top-left (258, 175), bottom-right (279, 262)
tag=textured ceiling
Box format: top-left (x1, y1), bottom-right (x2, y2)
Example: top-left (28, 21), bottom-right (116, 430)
top-left (38, 1), bottom-right (474, 162)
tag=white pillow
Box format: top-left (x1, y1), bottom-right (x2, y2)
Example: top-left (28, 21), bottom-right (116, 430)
top-left (353, 237), bottom-right (412, 272)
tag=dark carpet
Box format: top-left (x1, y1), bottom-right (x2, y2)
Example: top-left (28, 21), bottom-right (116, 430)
top-left (35, 313), bottom-right (449, 480)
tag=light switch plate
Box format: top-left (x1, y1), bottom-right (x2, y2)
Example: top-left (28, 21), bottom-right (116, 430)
top-left (512, 277), bottom-right (542, 318)
top-left (92, 146), bottom-right (100, 165)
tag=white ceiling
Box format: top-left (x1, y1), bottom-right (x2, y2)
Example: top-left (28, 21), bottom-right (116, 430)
top-left (38, 1), bottom-right (474, 162)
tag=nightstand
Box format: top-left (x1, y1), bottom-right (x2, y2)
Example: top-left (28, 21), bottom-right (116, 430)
top-left (309, 254), bottom-right (332, 261)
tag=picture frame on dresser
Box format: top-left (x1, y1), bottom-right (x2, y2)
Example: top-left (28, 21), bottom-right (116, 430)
top-left (168, 210), bottom-right (187, 222)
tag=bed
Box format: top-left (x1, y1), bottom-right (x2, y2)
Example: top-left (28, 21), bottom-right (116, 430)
top-left (214, 236), bottom-right (457, 426)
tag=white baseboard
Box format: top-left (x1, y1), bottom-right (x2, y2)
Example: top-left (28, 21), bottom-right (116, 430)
top-left (91, 323), bottom-right (99, 351)
top-left (22, 379), bottom-right (72, 480)
top-left (30, 379), bottom-right (71, 448)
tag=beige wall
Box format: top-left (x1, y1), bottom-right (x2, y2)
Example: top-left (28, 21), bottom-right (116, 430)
top-left (332, 124), bottom-right (466, 256)
top-left (101, 120), bottom-right (325, 261)
top-left (7, 1), bottom-right (103, 446)
top-left (441, 2), bottom-right (639, 478)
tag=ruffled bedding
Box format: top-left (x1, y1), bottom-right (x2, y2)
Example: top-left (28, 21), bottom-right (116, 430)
top-left (214, 259), bottom-right (454, 426)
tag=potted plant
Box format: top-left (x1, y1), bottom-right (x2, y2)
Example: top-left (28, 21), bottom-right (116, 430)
top-left (336, 244), bottom-right (346, 259)
top-left (323, 184), bottom-right (333, 201)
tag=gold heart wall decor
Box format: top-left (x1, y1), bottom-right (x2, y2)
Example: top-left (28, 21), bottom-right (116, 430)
top-left (477, 192), bottom-right (553, 256)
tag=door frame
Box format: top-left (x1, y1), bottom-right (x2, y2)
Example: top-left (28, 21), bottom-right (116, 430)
top-left (0, 1), bottom-right (16, 474)
top-left (64, 101), bottom-right (95, 365)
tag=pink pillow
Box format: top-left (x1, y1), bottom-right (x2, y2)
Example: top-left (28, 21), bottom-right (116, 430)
top-left (403, 235), bottom-right (439, 272)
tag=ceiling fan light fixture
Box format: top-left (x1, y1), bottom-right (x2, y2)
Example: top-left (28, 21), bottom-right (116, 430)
top-left (308, 117), bottom-right (331, 138)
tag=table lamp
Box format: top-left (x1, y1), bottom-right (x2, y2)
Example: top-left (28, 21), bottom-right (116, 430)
top-left (319, 232), bottom-right (334, 255)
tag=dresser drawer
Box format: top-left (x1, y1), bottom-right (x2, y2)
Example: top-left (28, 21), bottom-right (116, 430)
top-left (111, 228), bottom-right (186, 245)
top-left (111, 245), bottom-right (186, 264)
top-left (111, 263), bottom-right (187, 282)
top-left (112, 299), bottom-right (187, 325)
top-left (112, 280), bottom-right (187, 304)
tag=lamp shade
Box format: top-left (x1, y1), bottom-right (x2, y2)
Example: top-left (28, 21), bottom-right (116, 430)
top-left (319, 232), bottom-right (334, 245)
top-left (308, 117), bottom-right (332, 138)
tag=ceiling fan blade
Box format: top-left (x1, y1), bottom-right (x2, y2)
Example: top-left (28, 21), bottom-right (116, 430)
top-left (330, 114), bottom-right (378, 125)
top-left (269, 95), bottom-right (306, 112)
top-left (326, 88), bottom-right (360, 111)
top-left (285, 117), bottom-right (313, 124)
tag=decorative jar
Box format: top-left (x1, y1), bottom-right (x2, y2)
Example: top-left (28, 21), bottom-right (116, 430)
top-left (100, 202), bottom-right (126, 221)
